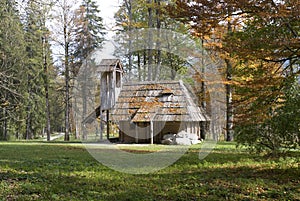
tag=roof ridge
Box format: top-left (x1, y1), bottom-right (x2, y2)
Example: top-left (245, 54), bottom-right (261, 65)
top-left (123, 80), bottom-right (182, 86)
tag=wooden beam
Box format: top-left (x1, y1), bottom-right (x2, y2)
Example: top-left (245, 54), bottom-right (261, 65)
top-left (150, 121), bottom-right (153, 144)
top-left (106, 110), bottom-right (109, 140)
top-left (99, 109), bottom-right (103, 140)
top-left (135, 124), bottom-right (138, 143)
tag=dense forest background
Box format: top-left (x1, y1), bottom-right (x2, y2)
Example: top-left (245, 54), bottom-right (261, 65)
top-left (0, 0), bottom-right (299, 154)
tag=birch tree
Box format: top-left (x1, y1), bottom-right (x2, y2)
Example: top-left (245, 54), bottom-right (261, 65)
top-left (51, 0), bottom-right (76, 141)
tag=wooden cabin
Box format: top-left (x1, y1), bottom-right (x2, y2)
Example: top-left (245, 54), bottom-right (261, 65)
top-left (111, 80), bottom-right (210, 144)
top-left (83, 59), bottom-right (210, 143)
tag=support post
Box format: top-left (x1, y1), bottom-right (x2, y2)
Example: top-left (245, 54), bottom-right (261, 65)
top-left (135, 125), bottom-right (138, 143)
top-left (150, 120), bottom-right (153, 144)
top-left (106, 110), bottom-right (109, 140)
top-left (99, 109), bottom-right (103, 140)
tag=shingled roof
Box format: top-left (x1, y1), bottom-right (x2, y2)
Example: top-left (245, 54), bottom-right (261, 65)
top-left (111, 80), bottom-right (209, 123)
top-left (96, 59), bottom-right (122, 72)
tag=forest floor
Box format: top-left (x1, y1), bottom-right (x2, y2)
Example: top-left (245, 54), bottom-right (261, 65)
top-left (0, 141), bottom-right (299, 200)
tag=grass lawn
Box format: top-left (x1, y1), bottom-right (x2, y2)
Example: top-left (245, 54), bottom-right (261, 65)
top-left (0, 141), bottom-right (299, 200)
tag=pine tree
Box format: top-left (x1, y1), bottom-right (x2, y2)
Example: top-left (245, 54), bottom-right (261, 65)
top-left (72, 0), bottom-right (105, 139)
top-left (0, 0), bottom-right (27, 140)
top-left (23, 0), bottom-right (51, 139)
top-left (73, 0), bottom-right (105, 67)
top-left (40, 1), bottom-right (54, 141)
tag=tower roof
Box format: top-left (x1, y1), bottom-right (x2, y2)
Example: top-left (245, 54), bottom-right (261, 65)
top-left (96, 59), bottom-right (123, 72)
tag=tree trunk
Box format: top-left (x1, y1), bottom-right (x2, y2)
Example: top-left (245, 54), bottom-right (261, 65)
top-left (45, 82), bottom-right (51, 141)
top-left (2, 91), bottom-right (8, 140)
top-left (64, 10), bottom-right (70, 141)
top-left (225, 11), bottom-right (234, 142)
top-left (26, 109), bottom-right (31, 140)
top-left (43, 36), bottom-right (51, 141)
top-left (26, 75), bottom-right (32, 140)
top-left (225, 59), bottom-right (234, 141)
top-left (154, 0), bottom-right (161, 81)
top-left (200, 40), bottom-right (206, 140)
top-left (147, 0), bottom-right (153, 81)
top-left (125, 0), bottom-right (132, 80)
top-left (143, 49), bottom-right (147, 81)
top-left (81, 62), bottom-right (87, 140)
top-left (3, 109), bottom-right (8, 140)
top-left (74, 96), bottom-right (80, 139)
top-left (137, 52), bottom-right (141, 81)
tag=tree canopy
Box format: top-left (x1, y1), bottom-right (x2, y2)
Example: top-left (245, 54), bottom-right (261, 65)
top-left (168, 0), bottom-right (300, 153)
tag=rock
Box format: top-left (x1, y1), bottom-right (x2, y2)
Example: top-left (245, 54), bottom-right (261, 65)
top-left (176, 131), bottom-right (188, 138)
top-left (163, 134), bottom-right (175, 140)
top-left (191, 139), bottom-right (201, 145)
top-left (161, 139), bottom-right (173, 145)
top-left (174, 137), bottom-right (191, 145)
top-left (186, 133), bottom-right (198, 140)
top-left (162, 132), bottom-right (201, 146)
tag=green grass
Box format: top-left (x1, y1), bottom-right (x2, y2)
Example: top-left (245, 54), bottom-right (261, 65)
top-left (0, 141), bottom-right (299, 200)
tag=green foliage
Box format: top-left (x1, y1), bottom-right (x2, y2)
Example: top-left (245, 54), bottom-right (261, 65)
top-left (169, 0), bottom-right (300, 145)
top-left (21, 0), bottom-right (51, 139)
top-left (235, 79), bottom-right (300, 154)
top-left (0, 0), bottom-right (27, 140)
top-left (114, 0), bottom-right (191, 81)
top-left (72, 0), bottom-right (106, 70)
top-left (49, 75), bottom-right (65, 133)
top-left (0, 0), bottom-right (58, 140)
top-left (223, 0), bottom-right (299, 65)
top-left (71, 0), bottom-right (106, 139)
top-left (0, 142), bottom-right (298, 200)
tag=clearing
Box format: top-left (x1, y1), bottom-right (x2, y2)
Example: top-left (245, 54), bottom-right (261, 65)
top-left (0, 142), bottom-right (299, 200)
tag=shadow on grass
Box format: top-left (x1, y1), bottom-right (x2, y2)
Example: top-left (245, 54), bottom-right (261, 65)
top-left (0, 143), bottom-right (299, 200)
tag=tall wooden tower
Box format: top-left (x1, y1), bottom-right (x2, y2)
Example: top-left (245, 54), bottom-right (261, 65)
top-left (98, 59), bottom-right (123, 110)
top-left (97, 59), bottom-right (123, 139)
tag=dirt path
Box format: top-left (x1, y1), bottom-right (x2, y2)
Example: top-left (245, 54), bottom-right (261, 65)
top-left (43, 133), bottom-right (65, 141)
